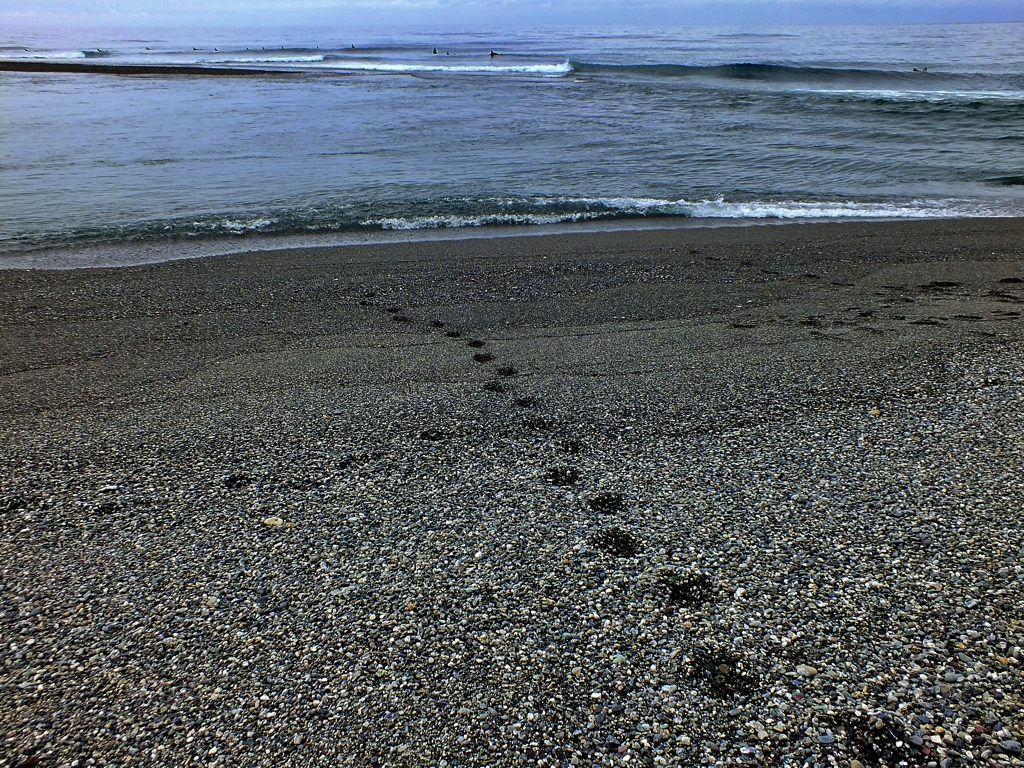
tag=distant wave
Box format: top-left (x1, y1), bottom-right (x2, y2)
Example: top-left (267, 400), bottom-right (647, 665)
top-left (568, 60), bottom-right (992, 86)
top-left (25, 51), bottom-right (88, 60)
top-left (204, 54), bottom-right (326, 64)
top-left (321, 59), bottom-right (574, 75)
top-left (812, 88), bottom-right (1024, 104)
top-left (988, 175), bottom-right (1024, 187)
top-left (81, 49), bottom-right (114, 58)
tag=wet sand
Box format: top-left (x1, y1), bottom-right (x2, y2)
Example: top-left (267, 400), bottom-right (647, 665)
top-left (1, 219), bottom-right (1023, 768)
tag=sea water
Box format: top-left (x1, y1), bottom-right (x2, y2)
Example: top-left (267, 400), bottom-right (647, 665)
top-left (1, 23), bottom-right (1023, 260)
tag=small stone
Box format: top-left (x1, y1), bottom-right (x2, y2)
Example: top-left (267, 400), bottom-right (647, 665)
top-left (818, 733), bottom-right (836, 744)
top-left (850, 761), bottom-right (864, 768)
top-left (292, 733), bottom-right (302, 745)
top-left (869, 408), bottom-right (881, 416)
top-left (999, 740), bottom-right (1022, 755)
top-left (611, 654), bottom-right (627, 665)
top-left (795, 664), bottom-right (817, 678)
top-left (261, 516), bottom-right (284, 528)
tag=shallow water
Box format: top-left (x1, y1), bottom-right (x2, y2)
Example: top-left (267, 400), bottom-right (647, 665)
top-left (1, 23), bottom-right (1023, 255)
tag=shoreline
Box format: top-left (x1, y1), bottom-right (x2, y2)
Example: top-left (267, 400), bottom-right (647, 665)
top-left (1, 219), bottom-right (1022, 767)
top-left (4, 214), bottom-right (1024, 271)
top-left (0, 60), bottom-right (312, 76)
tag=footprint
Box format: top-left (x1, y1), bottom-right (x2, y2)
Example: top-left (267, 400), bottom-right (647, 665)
top-left (419, 428), bottom-right (450, 441)
top-left (688, 647), bottom-right (758, 697)
top-left (799, 316), bottom-right (829, 329)
top-left (658, 570), bottom-right (714, 606)
top-left (591, 527), bottom-right (640, 557)
top-left (445, 330), bottom-right (462, 338)
top-left (467, 339), bottom-right (486, 348)
top-left (588, 492), bottom-right (624, 513)
top-left (482, 381), bottom-right (505, 393)
top-left (473, 352), bottom-right (494, 363)
top-left (223, 472), bottom-right (252, 489)
top-left (514, 396), bottom-right (539, 408)
top-left (523, 415), bottom-right (555, 431)
top-left (546, 465), bottom-right (579, 485)
top-left (496, 365), bottom-right (518, 377)
top-left (430, 320), bottom-right (445, 328)
top-left (558, 438), bottom-right (583, 454)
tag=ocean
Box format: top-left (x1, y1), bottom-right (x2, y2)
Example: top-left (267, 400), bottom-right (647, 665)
top-left (1, 23), bottom-right (1023, 264)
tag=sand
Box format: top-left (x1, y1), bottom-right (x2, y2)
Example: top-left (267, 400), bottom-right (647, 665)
top-left (1, 219), bottom-right (1023, 768)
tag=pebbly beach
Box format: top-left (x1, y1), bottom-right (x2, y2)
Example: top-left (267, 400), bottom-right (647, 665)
top-left (1, 218), bottom-right (1023, 768)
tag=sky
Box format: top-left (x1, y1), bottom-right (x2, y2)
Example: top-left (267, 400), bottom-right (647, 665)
top-left (1, 0), bottom-right (1023, 28)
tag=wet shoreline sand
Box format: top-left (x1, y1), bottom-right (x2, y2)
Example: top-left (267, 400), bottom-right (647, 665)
top-left (2, 219), bottom-right (1023, 767)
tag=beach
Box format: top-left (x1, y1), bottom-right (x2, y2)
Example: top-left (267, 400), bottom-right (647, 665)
top-left (1, 218), bottom-right (1023, 767)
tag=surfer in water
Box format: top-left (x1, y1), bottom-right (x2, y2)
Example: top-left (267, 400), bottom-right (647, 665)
top-left (432, 47), bottom-right (438, 54)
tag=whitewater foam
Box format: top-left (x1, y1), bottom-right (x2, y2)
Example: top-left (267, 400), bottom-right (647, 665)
top-left (808, 88), bottom-right (1024, 103)
top-left (206, 55), bottom-right (326, 64)
top-left (360, 197), bottom-right (1016, 231)
top-left (321, 60), bottom-right (574, 76)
